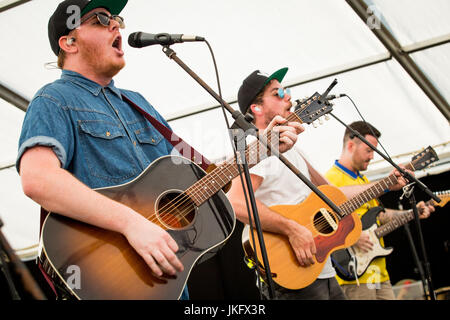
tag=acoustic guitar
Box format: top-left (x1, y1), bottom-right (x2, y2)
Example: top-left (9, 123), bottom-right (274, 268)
top-left (243, 146), bottom-right (438, 290)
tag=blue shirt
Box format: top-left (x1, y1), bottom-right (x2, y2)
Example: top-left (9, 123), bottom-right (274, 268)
top-left (16, 70), bottom-right (189, 300)
top-left (16, 70), bottom-right (175, 189)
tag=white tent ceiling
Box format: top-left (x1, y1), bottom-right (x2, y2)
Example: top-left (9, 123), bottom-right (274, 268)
top-left (0, 0), bottom-right (449, 259)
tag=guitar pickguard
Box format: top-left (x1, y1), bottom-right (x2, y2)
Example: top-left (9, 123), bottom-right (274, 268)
top-left (353, 224), bottom-right (393, 276)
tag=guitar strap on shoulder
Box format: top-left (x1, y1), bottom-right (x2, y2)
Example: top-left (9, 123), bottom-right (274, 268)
top-left (122, 94), bottom-right (212, 171)
top-left (300, 155), bottom-right (329, 186)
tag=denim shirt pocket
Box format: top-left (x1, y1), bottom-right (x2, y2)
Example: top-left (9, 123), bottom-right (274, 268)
top-left (134, 125), bottom-right (164, 146)
top-left (78, 120), bottom-right (139, 184)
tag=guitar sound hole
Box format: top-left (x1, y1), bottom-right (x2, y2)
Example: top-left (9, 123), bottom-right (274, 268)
top-left (157, 191), bottom-right (196, 229)
top-left (313, 211), bottom-right (337, 235)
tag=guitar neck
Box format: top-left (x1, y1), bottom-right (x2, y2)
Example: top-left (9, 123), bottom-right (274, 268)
top-left (338, 162), bottom-right (414, 217)
top-left (185, 111), bottom-right (309, 206)
top-left (372, 191), bottom-right (448, 238)
top-left (184, 131), bottom-right (286, 206)
top-left (374, 209), bottom-right (415, 238)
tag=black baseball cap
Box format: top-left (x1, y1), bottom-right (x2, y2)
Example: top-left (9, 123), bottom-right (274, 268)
top-left (48, 0), bottom-right (128, 56)
top-left (237, 67), bottom-right (288, 114)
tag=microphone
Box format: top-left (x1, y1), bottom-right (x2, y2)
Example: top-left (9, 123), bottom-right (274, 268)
top-left (128, 32), bottom-right (205, 48)
top-left (326, 94), bottom-right (346, 100)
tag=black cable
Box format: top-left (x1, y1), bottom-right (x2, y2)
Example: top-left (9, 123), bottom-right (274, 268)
top-left (203, 40), bottom-right (264, 298)
top-left (343, 94), bottom-right (394, 162)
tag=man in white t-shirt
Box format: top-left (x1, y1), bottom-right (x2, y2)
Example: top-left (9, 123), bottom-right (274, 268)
top-left (227, 67), bottom-right (409, 299)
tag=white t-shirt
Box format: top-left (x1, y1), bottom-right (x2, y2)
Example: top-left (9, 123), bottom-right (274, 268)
top-left (249, 142), bottom-right (336, 279)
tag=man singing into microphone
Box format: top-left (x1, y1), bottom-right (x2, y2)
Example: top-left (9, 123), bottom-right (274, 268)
top-left (16, 0), bottom-right (301, 300)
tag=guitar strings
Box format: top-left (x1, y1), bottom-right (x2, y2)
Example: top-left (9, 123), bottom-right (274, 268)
top-left (144, 108), bottom-right (338, 230)
top-left (148, 138), bottom-right (266, 227)
top-left (156, 175), bottom-right (397, 233)
top-left (143, 105), bottom-right (358, 230)
top-left (153, 151), bottom-right (423, 232)
top-left (152, 110), bottom-right (304, 226)
top-left (149, 162), bottom-right (395, 232)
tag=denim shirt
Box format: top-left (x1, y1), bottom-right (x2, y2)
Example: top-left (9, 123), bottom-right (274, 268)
top-left (16, 70), bottom-right (176, 189)
top-left (16, 70), bottom-right (189, 300)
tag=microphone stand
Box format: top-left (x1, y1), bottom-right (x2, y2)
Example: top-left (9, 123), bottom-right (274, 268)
top-left (399, 189), bottom-right (429, 299)
top-left (0, 217), bottom-right (46, 300)
top-left (400, 184), bottom-right (436, 300)
top-left (160, 45), bottom-right (342, 299)
top-left (328, 111), bottom-right (439, 300)
top-left (232, 130), bottom-right (273, 299)
top-left (402, 222), bottom-right (429, 299)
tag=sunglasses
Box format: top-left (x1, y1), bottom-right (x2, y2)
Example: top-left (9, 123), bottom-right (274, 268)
top-left (80, 11), bottom-right (125, 29)
top-left (276, 87), bottom-right (291, 99)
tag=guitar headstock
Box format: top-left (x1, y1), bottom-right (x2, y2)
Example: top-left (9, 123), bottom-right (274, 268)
top-left (411, 146), bottom-right (439, 170)
top-left (294, 92), bottom-right (333, 125)
top-left (433, 190), bottom-right (450, 207)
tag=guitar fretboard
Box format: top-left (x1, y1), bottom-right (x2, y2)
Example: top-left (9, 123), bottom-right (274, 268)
top-left (184, 109), bottom-right (307, 206)
top-left (375, 191), bottom-right (448, 238)
top-left (185, 131), bottom-right (281, 206)
top-left (337, 160), bottom-right (419, 218)
top-left (375, 210), bottom-right (415, 238)
top-left (338, 174), bottom-right (399, 218)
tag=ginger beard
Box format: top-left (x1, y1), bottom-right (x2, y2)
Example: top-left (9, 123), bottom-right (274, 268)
top-left (75, 29), bottom-right (125, 79)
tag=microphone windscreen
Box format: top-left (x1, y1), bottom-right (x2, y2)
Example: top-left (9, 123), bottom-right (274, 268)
top-left (128, 32), bottom-right (142, 48)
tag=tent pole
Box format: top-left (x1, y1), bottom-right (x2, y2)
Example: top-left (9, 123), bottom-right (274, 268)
top-left (0, 82), bottom-right (28, 112)
top-left (346, 0), bottom-right (450, 122)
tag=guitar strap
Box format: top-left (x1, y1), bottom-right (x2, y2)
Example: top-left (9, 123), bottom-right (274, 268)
top-left (121, 94), bottom-right (212, 171)
top-left (300, 155), bottom-right (329, 186)
top-left (39, 95), bottom-right (213, 234)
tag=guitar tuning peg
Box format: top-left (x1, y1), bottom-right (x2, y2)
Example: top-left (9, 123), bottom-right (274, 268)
top-left (318, 118), bottom-right (324, 125)
top-left (324, 114), bottom-right (330, 121)
top-left (312, 121), bottom-right (318, 128)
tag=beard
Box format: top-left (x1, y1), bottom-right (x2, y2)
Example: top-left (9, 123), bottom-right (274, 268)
top-left (353, 158), bottom-right (370, 172)
top-left (78, 38), bottom-right (125, 79)
top-left (263, 109), bottom-right (279, 127)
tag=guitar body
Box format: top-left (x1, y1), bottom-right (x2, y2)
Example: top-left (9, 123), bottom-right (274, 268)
top-left (352, 224), bottom-right (393, 277)
top-left (39, 156), bottom-right (235, 300)
top-left (332, 206), bottom-right (392, 281)
top-left (246, 185), bottom-right (362, 290)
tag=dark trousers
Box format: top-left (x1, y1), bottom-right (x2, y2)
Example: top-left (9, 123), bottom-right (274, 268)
top-left (261, 277), bottom-right (347, 300)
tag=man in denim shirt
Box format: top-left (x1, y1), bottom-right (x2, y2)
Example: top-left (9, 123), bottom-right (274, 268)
top-left (16, 0), bottom-right (301, 300)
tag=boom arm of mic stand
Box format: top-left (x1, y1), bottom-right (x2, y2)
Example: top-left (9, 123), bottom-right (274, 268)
top-left (161, 45), bottom-right (342, 215)
top-left (328, 112), bottom-right (440, 203)
top-left (407, 188), bottom-right (436, 300)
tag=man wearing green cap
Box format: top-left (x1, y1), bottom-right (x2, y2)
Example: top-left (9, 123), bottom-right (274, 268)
top-left (16, 1), bottom-right (302, 300)
top-left (227, 68), bottom-right (409, 299)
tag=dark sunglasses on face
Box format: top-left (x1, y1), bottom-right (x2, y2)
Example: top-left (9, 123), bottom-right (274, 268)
top-left (80, 11), bottom-right (125, 29)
